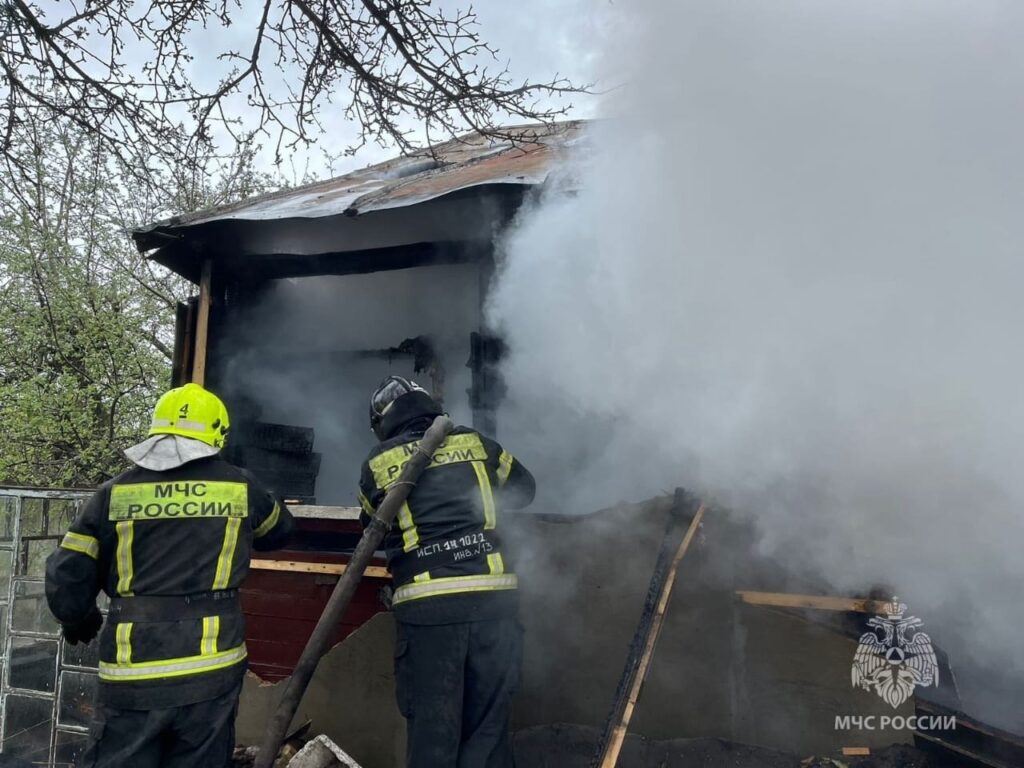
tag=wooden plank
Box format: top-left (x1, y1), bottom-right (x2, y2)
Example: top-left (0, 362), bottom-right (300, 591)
top-left (192, 259), bottom-right (212, 386)
top-left (736, 591), bottom-right (891, 614)
top-left (593, 490), bottom-right (705, 768)
top-left (250, 559), bottom-right (390, 579)
top-left (174, 298), bottom-right (197, 386)
top-left (290, 505), bottom-right (362, 520)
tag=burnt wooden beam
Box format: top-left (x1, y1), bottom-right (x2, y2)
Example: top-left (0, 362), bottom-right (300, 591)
top-left (170, 299), bottom-right (196, 387)
top-left (150, 240), bottom-right (488, 284)
top-left (735, 591), bottom-right (893, 614)
top-left (592, 489), bottom-right (706, 768)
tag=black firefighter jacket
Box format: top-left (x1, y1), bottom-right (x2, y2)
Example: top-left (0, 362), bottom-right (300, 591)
top-left (358, 393), bottom-right (536, 625)
top-left (45, 455), bottom-right (294, 709)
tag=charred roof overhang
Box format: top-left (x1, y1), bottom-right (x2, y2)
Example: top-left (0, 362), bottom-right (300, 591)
top-left (131, 120), bottom-right (586, 284)
top-left (140, 184), bottom-right (529, 284)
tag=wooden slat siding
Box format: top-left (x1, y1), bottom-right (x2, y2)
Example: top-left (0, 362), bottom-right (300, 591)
top-left (245, 615), bottom-right (382, 646)
top-left (241, 513), bottom-right (390, 680)
top-left (241, 565), bottom-right (388, 681)
top-left (243, 594), bottom-right (383, 628)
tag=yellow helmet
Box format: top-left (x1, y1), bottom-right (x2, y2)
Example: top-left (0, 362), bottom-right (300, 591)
top-left (148, 383), bottom-right (230, 448)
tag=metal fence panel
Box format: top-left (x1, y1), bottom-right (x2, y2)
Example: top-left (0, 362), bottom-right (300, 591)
top-left (0, 488), bottom-right (93, 768)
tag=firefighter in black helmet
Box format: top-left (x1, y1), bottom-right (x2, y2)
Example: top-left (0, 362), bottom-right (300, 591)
top-left (45, 383), bottom-right (294, 768)
top-left (359, 376), bottom-right (536, 768)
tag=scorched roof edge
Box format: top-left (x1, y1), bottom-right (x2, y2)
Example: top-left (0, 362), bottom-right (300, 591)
top-left (132, 120), bottom-right (586, 253)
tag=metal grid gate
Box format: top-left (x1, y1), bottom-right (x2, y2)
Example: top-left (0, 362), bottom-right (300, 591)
top-left (0, 488), bottom-right (98, 767)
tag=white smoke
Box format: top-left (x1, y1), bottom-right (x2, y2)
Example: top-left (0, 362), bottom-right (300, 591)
top-left (488, 0), bottom-right (1024, 727)
top-left (219, 265), bottom-right (480, 503)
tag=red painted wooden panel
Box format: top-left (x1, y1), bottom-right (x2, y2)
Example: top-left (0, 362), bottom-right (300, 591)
top-left (241, 557), bottom-right (390, 681)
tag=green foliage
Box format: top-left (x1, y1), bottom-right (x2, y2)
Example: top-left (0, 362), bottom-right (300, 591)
top-left (0, 117), bottom-right (277, 487)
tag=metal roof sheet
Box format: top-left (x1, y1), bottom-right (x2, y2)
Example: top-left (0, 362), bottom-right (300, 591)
top-left (132, 121), bottom-right (585, 251)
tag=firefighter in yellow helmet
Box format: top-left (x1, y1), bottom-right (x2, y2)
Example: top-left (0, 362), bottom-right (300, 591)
top-left (45, 383), bottom-right (294, 768)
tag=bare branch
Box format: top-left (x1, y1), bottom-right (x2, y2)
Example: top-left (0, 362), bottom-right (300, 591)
top-left (0, 0), bottom-right (589, 177)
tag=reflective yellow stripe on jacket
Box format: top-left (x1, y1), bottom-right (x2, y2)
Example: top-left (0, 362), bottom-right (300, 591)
top-left (201, 616), bottom-right (220, 656)
top-left (497, 450), bottom-right (514, 486)
top-left (253, 503), bottom-right (280, 538)
top-left (60, 531), bottom-right (100, 559)
top-left (98, 644), bottom-right (247, 681)
top-left (471, 463), bottom-right (497, 529)
top-left (212, 517), bottom-right (241, 589)
top-left (116, 623), bottom-right (133, 665)
top-left (397, 501), bottom-right (419, 552)
top-left (115, 521), bottom-right (134, 595)
top-left (392, 574), bottom-right (518, 605)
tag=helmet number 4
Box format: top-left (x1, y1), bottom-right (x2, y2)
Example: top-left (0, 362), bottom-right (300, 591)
top-left (178, 404), bottom-right (190, 419)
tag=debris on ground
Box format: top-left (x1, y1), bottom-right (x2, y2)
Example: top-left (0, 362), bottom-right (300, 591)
top-left (512, 724), bottom-right (943, 768)
top-left (233, 734), bottom-right (362, 768)
top-left (231, 742), bottom-right (301, 768)
top-left (286, 735), bottom-right (364, 768)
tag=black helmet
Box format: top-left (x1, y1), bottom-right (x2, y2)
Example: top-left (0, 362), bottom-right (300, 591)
top-left (369, 376), bottom-right (429, 438)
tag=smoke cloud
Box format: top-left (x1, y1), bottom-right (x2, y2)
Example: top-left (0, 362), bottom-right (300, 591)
top-left (488, 0), bottom-right (1024, 727)
top-left (219, 265), bottom-right (480, 503)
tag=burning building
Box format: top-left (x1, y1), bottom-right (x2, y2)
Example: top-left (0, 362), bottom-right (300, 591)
top-left (1, 121), bottom-right (1020, 768)
top-left (129, 121), bottom-right (1020, 767)
top-left (129, 121), bottom-right (586, 683)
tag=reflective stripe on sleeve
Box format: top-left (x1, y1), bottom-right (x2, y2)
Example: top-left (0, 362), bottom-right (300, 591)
top-left (497, 451), bottom-right (514, 486)
top-left (487, 553), bottom-right (505, 575)
top-left (357, 489), bottom-right (374, 515)
top-left (115, 522), bottom-right (134, 595)
top-left (253, 503), bottom-right (280, 538)
top-left (212, 517), bottom-right (241, 589)
top-left (98, 643), bottom-right (247, 681)
top-left (472, 463), bottom-right (497, 530)
top-left (60, 531), bottom-right (100, 560)
top-left (392, 574), bottom-right (517, 605)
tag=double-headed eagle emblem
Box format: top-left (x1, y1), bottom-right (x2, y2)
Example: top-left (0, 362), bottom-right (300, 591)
top-left (851, 598), bottom-right (939, 708)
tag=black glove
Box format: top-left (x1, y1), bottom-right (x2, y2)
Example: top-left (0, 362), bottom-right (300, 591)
top-left (63, 606), bottom-right (103, 645)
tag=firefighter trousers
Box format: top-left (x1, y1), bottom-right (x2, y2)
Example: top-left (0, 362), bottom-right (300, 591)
top-left (395, 617), bottom-right (523, 768)
top-left (80, 679), bottom-right (242, 768)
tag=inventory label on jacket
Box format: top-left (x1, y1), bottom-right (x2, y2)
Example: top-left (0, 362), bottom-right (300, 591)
top-left (108, 482), bottom-right (249, 520)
